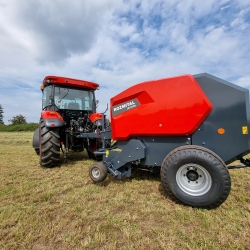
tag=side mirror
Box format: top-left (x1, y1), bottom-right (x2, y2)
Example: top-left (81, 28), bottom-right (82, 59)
top-left (96, 100), bottom-right (99, 108)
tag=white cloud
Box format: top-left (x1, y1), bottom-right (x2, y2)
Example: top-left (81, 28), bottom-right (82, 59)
top-left (235, 75), bottom-right (250, 89)
top-left (0, 0), bottom-right (250, 123)
top-left (221, 5), bottom-right (230, 10)
top-left (231, 8), bottom-right (250, 30)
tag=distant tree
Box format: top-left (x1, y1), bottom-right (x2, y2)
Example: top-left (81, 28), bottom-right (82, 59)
top-left (8, 114), bottom-right (27, 125)
top-left (0, 104), bottom-right (4, 124)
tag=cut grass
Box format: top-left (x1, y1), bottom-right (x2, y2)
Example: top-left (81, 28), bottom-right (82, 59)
top-left (0, 132), bottom-right (250, 249)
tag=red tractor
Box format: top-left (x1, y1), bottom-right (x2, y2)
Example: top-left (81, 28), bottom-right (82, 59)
top-left (32, 76), bottom-right (110, 167)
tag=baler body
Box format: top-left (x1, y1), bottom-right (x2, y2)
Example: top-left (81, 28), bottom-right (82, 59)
top-left (110, 73), bottom-right (250, 164)
top-left (90, 73), bottom-right (250, 208)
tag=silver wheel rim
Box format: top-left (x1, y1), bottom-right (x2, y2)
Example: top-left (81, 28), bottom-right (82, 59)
top-left (176, 163), bottom-right (212, 196)
top-left (92, 167), bottom-right (101, 179)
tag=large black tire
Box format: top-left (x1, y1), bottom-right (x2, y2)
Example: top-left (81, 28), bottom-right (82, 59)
top-left (89, 162), bottom-right (108, 182)
top-left (39, 119), bottom-right (61, 168)
top-left (32, 128), bottom-right (40, 155)
top-left (161, 145), bottom-right (231, 208)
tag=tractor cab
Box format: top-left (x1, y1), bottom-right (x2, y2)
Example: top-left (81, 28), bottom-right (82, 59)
top-left (41, 76), bottom-right (99, 123)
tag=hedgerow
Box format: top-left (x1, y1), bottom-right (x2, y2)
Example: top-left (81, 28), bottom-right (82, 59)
top-left (0, 123), bottom-right (39, 132)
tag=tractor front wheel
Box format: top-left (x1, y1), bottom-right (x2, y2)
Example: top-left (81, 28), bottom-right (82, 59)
top-left (161, 145), bottom-right (231, 208)
top-left (39, 119), bottom-right (61, 168)
top-left (89, 162), bottom-right (107, 182)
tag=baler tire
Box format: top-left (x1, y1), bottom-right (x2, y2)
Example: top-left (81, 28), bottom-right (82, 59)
top-left (39, 119), bottom-right (61, 168)
top-left (89, 162), bottom-right (107, 182)
top-left (161, 145), bottom-right (231, 208)
top-left (35, 148), bottom-right (40, 155)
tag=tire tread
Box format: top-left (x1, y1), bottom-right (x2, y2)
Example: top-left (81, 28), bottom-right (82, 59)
top-left (39, 119), bottom-right (61, 168)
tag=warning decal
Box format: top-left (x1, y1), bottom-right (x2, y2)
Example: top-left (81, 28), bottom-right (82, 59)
top-left (242, 126), bottom-right (248, 134)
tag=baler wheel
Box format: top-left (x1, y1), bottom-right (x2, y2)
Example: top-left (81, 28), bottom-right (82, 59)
top-left (39, 119), bottom-right (61, 168)
top-left (89, 162), bottom-right (107, 182)
top-left (161, 145), bottom-right (231, 208)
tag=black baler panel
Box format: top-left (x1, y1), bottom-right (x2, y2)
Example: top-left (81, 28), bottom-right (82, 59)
top-left (139, 136), bottom-right (190, 166)
top-left (193, 73), bottom-right (250, 163)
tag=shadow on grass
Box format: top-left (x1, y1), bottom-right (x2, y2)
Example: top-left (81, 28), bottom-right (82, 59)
top-left (94, 168), bottom-right (161, 187)
top-left (93, 169), bottom-right (176, 205)
top-left (53, 149), bottom-right (174, 202)
top-left (54, 150), bottom-right (92, 167)
top-left (157, 182), bottom-right (173, 201)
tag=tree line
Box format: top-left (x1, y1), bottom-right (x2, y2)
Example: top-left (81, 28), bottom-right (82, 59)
top-left (0, 104), bottom-right (3, 124)
top-left (0, 104), bottom-right (38, 131)
top-left (0, 104), bottom-right (27, 125)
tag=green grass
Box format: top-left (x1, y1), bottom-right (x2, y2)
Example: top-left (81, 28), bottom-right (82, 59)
top-left (0, 132), bottom-right (250, 249)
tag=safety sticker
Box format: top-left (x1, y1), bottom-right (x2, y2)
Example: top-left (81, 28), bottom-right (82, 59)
top-left (242, 126), bottom-right (248, 134)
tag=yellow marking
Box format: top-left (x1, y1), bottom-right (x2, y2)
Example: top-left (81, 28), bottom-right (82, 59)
top-left (112, 148), bottom-right (122, 152)
top-left (242, 126), bottom-right (248, 134)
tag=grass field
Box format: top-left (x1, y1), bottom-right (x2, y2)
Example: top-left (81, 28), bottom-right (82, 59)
top-left (0, 132), bottom-right (250, 249)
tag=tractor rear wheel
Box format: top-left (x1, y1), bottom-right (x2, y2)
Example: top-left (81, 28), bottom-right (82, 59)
top-left (39, 119), bottom-right (61, 168)
top-left (89, 162), bottom-right (107, 182)
top-left (161, 145), bottom-right (231, 208)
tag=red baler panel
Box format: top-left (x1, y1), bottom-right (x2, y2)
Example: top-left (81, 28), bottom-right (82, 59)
top-left (110, 75), bottom-right (212, 140)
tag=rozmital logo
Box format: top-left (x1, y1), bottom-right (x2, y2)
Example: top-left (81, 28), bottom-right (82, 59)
top-left (113, 101), bottom-right (136, 112)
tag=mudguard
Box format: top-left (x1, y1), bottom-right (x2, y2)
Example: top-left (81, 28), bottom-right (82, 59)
top-left (90, 113), bottom-right (111, 128)
top-left (41, 110), bottom-right (64, 128)
top-left (89, 113), bottom-right (103, 123)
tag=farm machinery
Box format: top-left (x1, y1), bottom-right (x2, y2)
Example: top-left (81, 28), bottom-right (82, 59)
top-left (32, 76), bottom-right (111, 167)
top-left (33, 73), bottom-right (250, 208)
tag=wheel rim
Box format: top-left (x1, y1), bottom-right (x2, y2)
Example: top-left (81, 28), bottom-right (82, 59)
top-left (176, 163), bottom-right (212, 196)
top-left (92, 167), bottom-right (101, 179)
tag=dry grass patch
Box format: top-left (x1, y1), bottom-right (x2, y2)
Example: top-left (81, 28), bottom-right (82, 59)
top-left (0, 132), bottom-right (250, 249)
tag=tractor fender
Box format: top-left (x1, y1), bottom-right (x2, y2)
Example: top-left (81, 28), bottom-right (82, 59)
top-left (89, 112), bottom-right (103, 123)
top-left (41, 110), bottom-right (64, 128)
top-left (90, 113), bottom-right (110, 127)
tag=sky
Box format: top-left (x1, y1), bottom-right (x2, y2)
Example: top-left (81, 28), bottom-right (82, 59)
top-left (0, 0), bottom-right (250, 123)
